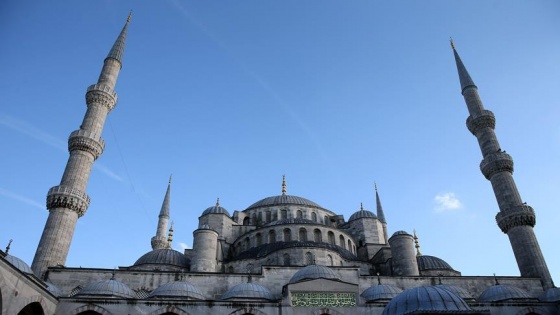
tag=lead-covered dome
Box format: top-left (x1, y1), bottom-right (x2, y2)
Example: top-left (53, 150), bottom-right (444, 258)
top-left (361, 284), bottom-right (403, 301)
top-left (349, 209), bottom-right (377, 221)
top-left (222, 282), bottom-right (275, 300)
top-left (4, 254), bottom-right (33, 274)
top-left (289, 265), bottom-right (341, 284)
top-left (149, 281), bottom-right (204, 300)
top-left (246, 195), bottom-right (323, 210)
top-left (202, 205), bottom-right (230, 216)
top-left (417, 255), bottom-right (454, 271)
top-left (76, 279), bottom-right (135, 299)
top-left (478, 284), bottom-right (531, 302)
top-left (133, 248), bottom-right (189, 268)
top-left (539, 287), bottom-right (560, 302)
top-left (383, 286), bottom-right (471, 315)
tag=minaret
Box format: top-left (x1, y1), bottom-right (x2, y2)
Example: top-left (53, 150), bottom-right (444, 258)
top-left (451, 41), bottom-right (552, 289)
top-left (151, 176), bottom-right (172, 250)
top-left (31, 14), bottom-right (131, 278)
top-left (375, 183), bottom-right (389, 243)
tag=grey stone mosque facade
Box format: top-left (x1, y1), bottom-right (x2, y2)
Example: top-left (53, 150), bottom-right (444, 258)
top-left (1, 15), bottom-right (559, 315)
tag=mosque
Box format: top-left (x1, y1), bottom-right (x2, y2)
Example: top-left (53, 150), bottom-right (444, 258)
top-left (1, 14), bottom-right (559, 315)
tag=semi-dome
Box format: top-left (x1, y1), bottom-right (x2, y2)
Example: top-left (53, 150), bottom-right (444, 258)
top-left (149, 281), bottom-right (204, 300)
top-left (349, 209), bottom-right (377, 221)
top-left (4, 254), bottom-right (33, 274)
top-left (264, 218), bottom-right (316, 227)
top-left (221, 282), bottom-right (275, 300)
top-left (201, 205), bottom-right (230, 216)
top-left (246, 195), bottom-right (324, 210)
top-left (478, 284), bottom-right (532, 302)
top-left (417, 255), bottom-right (455, 271)
top-left (133, 248), bottom-right (189, 268)
top-left (75, 279), bottom-right (135, 298)
top-left (289, 264), bottom-right (341, 284)
top-left (383, 286), bottom-right (471, 315)
top-left (361, 284), bottom-right (402, 301)
top-left (539, 287), bottom-right (560, 302)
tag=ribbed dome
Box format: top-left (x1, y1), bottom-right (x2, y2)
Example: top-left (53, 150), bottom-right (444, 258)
top-left (202, 205), bottom-right (230, 216)
top-left (289, 265), bottom-right (341, 284)
top-left (4, 255), bottom-right (33, 274)
top-left (246, 195), bottom-right (323, 210)
top-left (221, 282), bottom-right (275, 300)
top-left (149, 281), bottom-right (204, 300)
top-left (391, 230), bottom-right (411, 237)
top-left (349, 209), bottom-right (377, 221)
top-left (437, 285), bottom-right (472, 300)
top-left (478, 284), bottom-right (531, 302)
top-left (539, 287), bottom-right (560, 302)
top-left (264, 218), bottom-right (316, 227)
top-left (383, 286), bottom-right (471, 315)
top-left (133, 249), bottom-right (189, 268)
top-left (76, 279), bottom-right (135, 298)
top-left (361, 284), bottom-right (403, 301)
top-left (417, 255), bottom-right (455, 271)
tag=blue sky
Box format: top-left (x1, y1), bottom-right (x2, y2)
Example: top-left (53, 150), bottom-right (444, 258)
top-left (1, 1), bottom-right (559, 285)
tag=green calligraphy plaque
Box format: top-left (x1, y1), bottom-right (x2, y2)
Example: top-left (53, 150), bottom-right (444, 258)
top-left (291, 292), bottom-right (356, 307)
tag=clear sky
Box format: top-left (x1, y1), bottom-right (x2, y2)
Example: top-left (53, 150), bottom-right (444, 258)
top-left (1, 1), bottom-right (559, 285)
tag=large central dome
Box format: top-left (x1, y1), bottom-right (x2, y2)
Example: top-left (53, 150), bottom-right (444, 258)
top-left (246, 194), bottom-right (324, 210)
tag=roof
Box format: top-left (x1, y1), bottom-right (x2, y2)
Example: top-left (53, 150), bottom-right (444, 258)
top-left (76, 279), bottom-right (135, 298)
top-left (289, 264), bottom-right (341, 284)
top-left (201, 205), bottom-right (230, 216)
top-left (349, 209), bottom-right (377, 221)
top-left (539, 287), bottom-right (560, 302)
top-left (416, 255), bottom-right (455, 271)
top-left (149, 281), bottom-right (205, 300)
top-left (382, 286), bottom-right (472, 315)
top-left (4, 254), bottom-right (33, 274)
top-left (133, 248), bottom-right (189, 268)
top-left (221, 282), bottom-right (275, 300)
top-left (361, 284), bottom-right (403, 301)
top-left (246, 195), bottom-right (324, 210)
top-left (478, 284), bottom-right (532, 302)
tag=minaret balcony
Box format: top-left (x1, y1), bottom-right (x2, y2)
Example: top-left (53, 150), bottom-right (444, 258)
top-left (86, 84), bottom-right (118, 111)
top-left (479, 152), bottom-right (514, 180)
top-left (496, 204), bottom-right (536, 233)
top-left (466, 110), bottom-right (495, 135)
top-left (68, 130), bottom-right (105, 159)
top-left (46, 185), bottom-right (91, 217)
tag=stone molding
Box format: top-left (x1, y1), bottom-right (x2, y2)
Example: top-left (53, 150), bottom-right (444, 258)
top-left (86, 84), bottom-right (117, 111)
top-left (496, 204), bottom-right (536, 233)
top-left (68, 129), bottom-right (105, 159)
top-left (480, 152), bottom-right (514, 180)
top-left (466, 110), bottom-right (495, 135)
top-left (46, 185), bottom-right (90, 217)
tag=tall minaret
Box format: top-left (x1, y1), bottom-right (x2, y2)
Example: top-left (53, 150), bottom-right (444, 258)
top-left (375, 183), bottom-right (389, 243)
top-left (451, 41), bottom-right (552, 289)
top-left (31, 14), bottom-right (131, 278)
top-left (151, 177), bottom-right (172, 250)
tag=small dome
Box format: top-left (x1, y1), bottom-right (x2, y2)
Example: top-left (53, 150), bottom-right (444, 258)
top-left (539, 287), bottom-right (560, 302)
top-left (383, 286), bottom-right (471, 315)
top-left (4, 254), bottom-right (33, 274)
top-left (478, 284), bottom-right (531, 302)
top-left (264, 218), bottom-right (316, 227)
top-left (149, 281), bottom-right (204, 300)
top-left (361, 284), bottom-right (403, 301)
top-left (246, 195), bottom-right (324, 210)
top-left (437, 285), bottom-right (472, 300)
top-left (221, 282), bottom-right (275, 300)
top-left (76, 279), bottom-right (135, 298)
top-left (417, 255), bottom-right (455, 271)
top-left (46, 282), bottom-right (63, 297)
top-left (202, 205), bottom-right (230, 216)
top-left (133, 249), bottom-right (189, 268)
top-left (391, 230), bottom-right (411, 237)
top-left (349, 209), bottom-right (377, 221)
top-left (289, 265), bottom-right (341, 284)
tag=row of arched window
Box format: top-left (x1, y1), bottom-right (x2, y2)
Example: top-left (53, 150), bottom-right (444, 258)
top-left (242, 208), bottom-right (331, 226)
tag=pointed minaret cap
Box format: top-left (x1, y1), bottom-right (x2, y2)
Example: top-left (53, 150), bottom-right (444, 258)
top-left (106, 11), bottom-right (132, 67)
top-left (282, 175), bottom-right (287, 196)
top-left (450, 38), bottom-right (477, 94)
top-left (159, 175), bottom-right (171, 218)
top-left (375, 182), bottom-right (387, 224)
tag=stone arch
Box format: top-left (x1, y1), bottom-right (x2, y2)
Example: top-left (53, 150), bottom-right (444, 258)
top-left (16, 296), bottom-right (50, 315)
top-left (268, 230), bottom-right (276, 243)
top-left (229, 307), bottom-right (268, 315)
top-left (147, 305), bottom-right (190, 315)
top-left (299, 228), bottom-right (307, 241)
top-left (283, 228), bottom-right (292, 241)
top-left (243, 217), bottom-right (250, 225)
top-left (339, 235), bottom-right (345, 249)
top-left (347, 239), bottom-right (352, 251)
top-left (311, 212), bottom-right (317, 222)
top-left (251, 213), bottom-right (257, 225)
top-left (17, 302), bottom-right (44, 315)
top-left (296, 210), bottom-right (303, 219)
top-left (328, 231), bottom-right (335, 245)
top-left (314, 229), bottom-right (322, 242)
top-left (70, 305), bottom-right (112, 315)
top-left (327, 255), bottom-right (333, 266)
top-left (280, 209), bottom-right (288, 219)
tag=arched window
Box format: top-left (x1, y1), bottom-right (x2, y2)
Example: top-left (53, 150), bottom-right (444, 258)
top-left (348, 239), bottom-right (352, 251)
top-left (243, 217), bottom-right (250, 225)
top-left (314, 229), bottom-right (322, 242)
top-left (296, 210), bottom-right (303, 219)
top-left (299, 228), bottom-right (307, 241)
top-left (283, 253), bottom-right (291, 266)
top-left (327, 254), bottom-right (333, 266)
top-left (324, 216), bottom-right (329, 225)
top-left (257, 212), bottom-right (262, 225)
top-left (245, 237), bottom-right (250, 250)
top-left (283, 228), bottom-right (291, 241)
top-left (18, 302), bottom-right (45, 315)
top-left (311, 212), bottom-right (317, 222)
top-left (328, 231), bottom-right (335, 245)
top-left (305, 252), bottom-right (314, 265)
top-left (251, 213), bottom-right (257, 225)
top-left (340, 235), bottom-right (346, 249)
top-left (266, 211), bottom-right (271, 222)
top-left (256, 233), bottom-right (262, 246)
top-left (269, 230), bottom-right (276, 243)
top-left (281, 209), bottom-right (288, 219)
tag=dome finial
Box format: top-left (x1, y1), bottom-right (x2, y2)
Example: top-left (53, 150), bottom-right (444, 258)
top-left (360, 202), bottom-right (364, 211)
top-left (5, 239), bottom-right (12, 254)
top-left (493, 273), bottom-right (499, 285)
top-left (111, 268), bottom-right (116, 280)
top-left (438, 276), bottom-right (443, 285)
top-left (413, 229), bottom-right (422, 256)
top-left (282, 175), bottom-right (287, 195)
top-left (216, 197), bottom-right (220, 207)
top-left (377, 272), bottom-right (381, 285)
top-left (167, 221), bottom-right (174, 247)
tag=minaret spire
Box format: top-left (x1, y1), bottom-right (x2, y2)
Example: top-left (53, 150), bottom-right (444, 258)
top-left (452, 42), bottom-right (552, 289)
top-left (375, 182), bottom-right (389, 244)
top-left (152, 176), bottom-right (172, 250)
top-left (282, 175), bottom-right (287, 195)
top-left (31, 15), bottom-right (131, 278)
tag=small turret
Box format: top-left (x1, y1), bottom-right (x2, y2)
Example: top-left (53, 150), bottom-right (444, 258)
top-left (190, 224), bottom-right (219, 272)
top-left (388, 231), bottom-right (419, 276)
